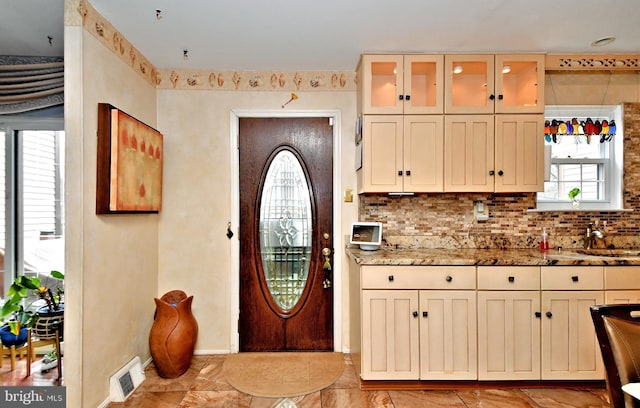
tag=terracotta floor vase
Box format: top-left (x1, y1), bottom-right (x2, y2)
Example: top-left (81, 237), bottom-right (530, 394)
top-left (149, 290), bottom-right (198, 378)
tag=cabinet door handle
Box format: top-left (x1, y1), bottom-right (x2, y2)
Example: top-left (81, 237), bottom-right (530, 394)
top-left (423, 311), bottom-right (428, 317)
top-left (546, 311), bottom-right (553, 318)
top-left (405, 170), bottom-right (411, 176)
top-left (498, 170), bottom-right (504, 176)
top-left (388, 275), bottom-right (394, 281)
top-left (572, 275), bottom-right (579, 282)
top-left (405, 95), bottom-right (411, 101)
top-left (398, 170), bottom-right (403, 176)
top-left (535, 312), bottom-right (542, 318)
top-left (412, 311), bottom-right (418, 318)
top-left (508, 276), bottom-right (515, 282)
top-left (399, 95), bottom-right (404, 101)
top-left (445, 275), bottom-right (453, 282)
top-left (489, 94), bottom-right (495, 100)
top-left (498, 94), bottom-right (504, 100)
top-left (489, 170), bottom-right (495, 176)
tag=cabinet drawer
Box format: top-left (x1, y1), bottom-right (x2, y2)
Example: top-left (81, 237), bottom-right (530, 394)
top-left (541, 266), bottom-right (604, 290)
top-left (361, 265), bottom-right (476, 289)
top-left (605, 266), bottom-right (640, 290)
top-left (477, 266), bottom-right (540, 290)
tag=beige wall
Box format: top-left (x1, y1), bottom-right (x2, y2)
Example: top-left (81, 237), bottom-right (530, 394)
top-left (65, 11), bottom-right (159, 408)
top-left (156, 90), bottom-right (358, 353)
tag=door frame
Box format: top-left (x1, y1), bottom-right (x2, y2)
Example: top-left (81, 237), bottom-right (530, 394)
top-left (229, 109), bottom-right (343, 353)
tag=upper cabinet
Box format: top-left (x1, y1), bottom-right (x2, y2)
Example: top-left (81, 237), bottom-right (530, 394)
top-left (444, 54), bottom-right (544, 114)
top-left (359, 115), bottom-right (444, 193)
top-left (358, 54), bottom-right (444, 115)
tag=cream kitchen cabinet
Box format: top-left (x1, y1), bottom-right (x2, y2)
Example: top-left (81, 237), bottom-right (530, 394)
top-left (357, 54), bottom-right (444, 115)
top-left (605, 266), bottom-right (640, 303)
top-left (419, 289), bottom-right (477, 380)
top-left (540, 266), bottom-right (604, 380)
top-left (361, 289), bottom-right (420, 380)
top-left (443, 114), bottom-right (544, 192)
top-left (494, 115), bottom-right (545, 192)
top-left (477, 266), bottom-right (541, 381)
top-left (444, 54), bottom-right (544, 114)
top-left (358, 115), bottom-right (444, 193)
top-left (357, 265), bottom-right (476, 380)
top-left (443, 115), bottom-right (494, 192)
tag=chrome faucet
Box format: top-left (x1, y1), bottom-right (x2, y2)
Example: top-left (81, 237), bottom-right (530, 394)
top-left (585, 222), bottom-right (604, 249)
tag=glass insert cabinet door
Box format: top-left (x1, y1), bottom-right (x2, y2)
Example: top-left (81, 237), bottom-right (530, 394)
top-left (259, 149), bottom-right (312, 313)
top-left (445, 54), bottom-right (494, 114)
top-left (494, 54), bottom-right (545, 114)
top-left (445, 54), bottom-right (544, 114)
top-left (359, 54), bottom-right (444, 115)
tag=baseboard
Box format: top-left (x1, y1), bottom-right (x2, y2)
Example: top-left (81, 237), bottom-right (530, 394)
top-left (193, 349), bottom-right (231, 355)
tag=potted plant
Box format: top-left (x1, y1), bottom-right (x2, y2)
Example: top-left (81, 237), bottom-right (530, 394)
top-left (0, 270), bottom-right (64, 347)
top-left (568, 187), bottom-right (580, 209)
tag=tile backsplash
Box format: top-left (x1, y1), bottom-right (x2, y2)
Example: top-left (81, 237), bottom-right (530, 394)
top-left (359, 103), bottom-right (640, 250)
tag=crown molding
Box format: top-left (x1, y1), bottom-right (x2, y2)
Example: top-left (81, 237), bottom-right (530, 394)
top-left (546, 54), bottom-right (640, 71)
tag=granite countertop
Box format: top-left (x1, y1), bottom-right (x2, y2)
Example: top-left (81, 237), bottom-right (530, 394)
top-left (345, 247), bottom-right (640, 266)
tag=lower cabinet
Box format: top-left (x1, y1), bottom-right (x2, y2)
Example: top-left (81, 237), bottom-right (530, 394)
top-left (353, 263), bottom-right (623, 382)
top-left (605, 266), bottom-right (640, 303)
top-left (419, 290), bottom-right (477, 380)
top-left (361, 290), bottom-right (420, 380)
top-left (540, 266), bottom-right (604, 380)
top-left (358, 265), bottom-right (476, 380)
top-left (540, 290), bottom-right (604, 380)
top-left (477, 266), bottom-right (541, 380)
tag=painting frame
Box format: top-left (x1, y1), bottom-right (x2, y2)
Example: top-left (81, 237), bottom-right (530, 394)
top-left (96, 103), bottom-right (163, 214)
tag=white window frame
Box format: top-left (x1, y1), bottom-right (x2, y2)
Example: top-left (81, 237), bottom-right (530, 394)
top-left (0, 117), bottom-right (64, 297)
top-left (536, 105), bottom-right (623, 212)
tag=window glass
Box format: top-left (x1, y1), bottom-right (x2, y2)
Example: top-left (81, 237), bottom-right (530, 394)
top-left (0, 123), bottom-right (64, 299)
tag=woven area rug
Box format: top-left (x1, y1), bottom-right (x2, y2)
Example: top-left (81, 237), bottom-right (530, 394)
top-left (222, 352), bottom-right (344, 398)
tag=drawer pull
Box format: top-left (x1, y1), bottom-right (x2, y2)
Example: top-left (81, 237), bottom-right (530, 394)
top-left (388, 275), bottom-right (394, 282)
top-left (571, 275), bottom-right (579, 282)
top-left (445, 275), bottom-right (453, 282)
top-left (546, 311), bottom-right (553, 318)
top-left (423, 311), bottom-right (428, 317)
top-left (412, 311), bottom-right (418, 318)
top-left (535, 312), bottom-right (542, 318)
top-left (508, 276), bottom-right (515, 283)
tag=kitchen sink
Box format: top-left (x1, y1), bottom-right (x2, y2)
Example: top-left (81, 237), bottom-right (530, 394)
top-left (574, 249), bottom-right (640, 257)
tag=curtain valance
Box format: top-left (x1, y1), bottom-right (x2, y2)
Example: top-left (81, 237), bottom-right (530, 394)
top-left (0, 55), bottom-right (64, 114)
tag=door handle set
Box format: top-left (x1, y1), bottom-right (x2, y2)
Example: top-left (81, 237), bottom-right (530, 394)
top-left (322, 247), bottom-right (332, 289)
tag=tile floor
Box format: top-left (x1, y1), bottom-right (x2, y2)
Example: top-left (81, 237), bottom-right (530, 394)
top-left (103, 354), bottom-right (612, 408)
top-left (0, 353), bottom-right (62, 386)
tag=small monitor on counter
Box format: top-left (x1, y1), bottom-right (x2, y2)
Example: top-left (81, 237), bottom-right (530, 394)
top-left (350, 222), bottom-right (382, 251)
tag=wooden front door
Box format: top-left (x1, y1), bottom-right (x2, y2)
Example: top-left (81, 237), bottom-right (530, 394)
top-left (239, 117), bottom-right (333, 351)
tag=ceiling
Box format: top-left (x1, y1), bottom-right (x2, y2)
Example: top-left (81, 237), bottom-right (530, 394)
top-left (2, 0), bottom-right (640, 71)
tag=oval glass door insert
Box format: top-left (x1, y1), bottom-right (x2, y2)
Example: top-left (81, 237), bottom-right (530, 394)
top-left (259, 150), bottom-right (312, 312)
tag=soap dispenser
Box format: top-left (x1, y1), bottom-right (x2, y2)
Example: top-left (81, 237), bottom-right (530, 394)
top-left (540, 227), bottom-right (549, 252)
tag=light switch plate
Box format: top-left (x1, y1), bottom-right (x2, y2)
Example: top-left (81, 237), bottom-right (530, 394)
top-left (474, 200), bottom-right (489, 221)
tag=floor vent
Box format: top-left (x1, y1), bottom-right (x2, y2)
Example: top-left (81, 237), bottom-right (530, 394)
top-left (109, 356), bottom-right (145, 402)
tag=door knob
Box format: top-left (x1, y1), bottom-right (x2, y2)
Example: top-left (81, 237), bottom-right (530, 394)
top-left (322, 248), bottom-right (332, 289)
